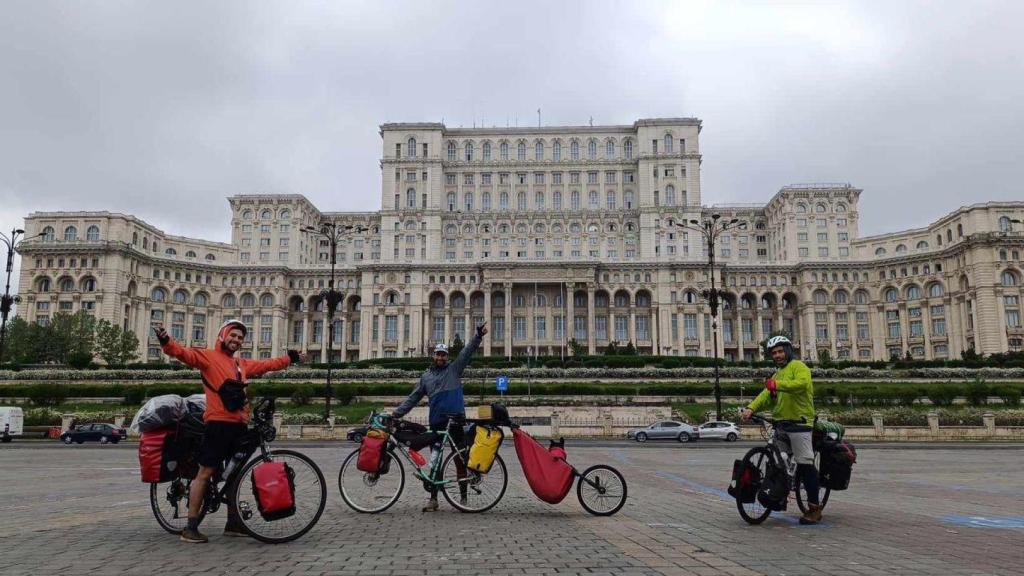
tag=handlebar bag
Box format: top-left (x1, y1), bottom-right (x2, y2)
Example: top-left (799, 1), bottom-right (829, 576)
top-left (357, 434), bottom-right (388, 473)
top-left (513, 428), bottom-right (574, 504)
top-left (139, 428), bottom-right (178, 483)
top-left (467, 425), bottom-right (504, 474)
top-left (251, 461), bottom-right (296, 521)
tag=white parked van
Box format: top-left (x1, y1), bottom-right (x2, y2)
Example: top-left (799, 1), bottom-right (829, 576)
top-left (1, 407), bottom-right (24, 442)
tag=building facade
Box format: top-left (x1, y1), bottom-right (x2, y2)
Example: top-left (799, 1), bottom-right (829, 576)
top-left (14, 118), bottom-right (1024, 363)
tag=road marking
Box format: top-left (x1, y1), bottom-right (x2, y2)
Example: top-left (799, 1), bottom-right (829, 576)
top-left (943, 515), bottom-right (1024, 529)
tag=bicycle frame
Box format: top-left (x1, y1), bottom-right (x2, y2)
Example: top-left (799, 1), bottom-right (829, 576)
top-left (197, 399), bottom-right (278, 515)
top-left (372, 414), bottom-right (466, 490)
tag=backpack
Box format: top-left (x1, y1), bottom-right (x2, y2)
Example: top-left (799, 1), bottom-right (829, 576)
top-left (250, 461), bottom-right (296, 521)
top-left (467, 425), bottom-right (504, 474)
top-left (727, 459), bottom-right (761, 503)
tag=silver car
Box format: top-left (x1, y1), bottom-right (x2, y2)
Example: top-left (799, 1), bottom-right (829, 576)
top-left (696, 421), bottom-right (740, 441)
top-left (627, 420), bottom-right (699, 443)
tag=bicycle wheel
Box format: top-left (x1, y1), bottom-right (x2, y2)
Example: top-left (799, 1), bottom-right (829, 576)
top-left (736, 447), bottom-right (773, 525)
top-left (232, 449), bottom-right (327, 544)
top-left (794, 453), bottom-right (831, 514)
top-left (338, 447), bottom-right (406, 514)
top-left (440, 450), bottom-right (507, 513)
top-left (150, 478), bottom-right (206, 535)
top-left (577, 464), bottom-right (627, 516)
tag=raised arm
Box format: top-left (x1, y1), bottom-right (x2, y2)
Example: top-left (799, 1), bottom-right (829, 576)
top-left (241, 355), bottom-right (291, 378)
top-left (155, 324), bottom-right (208, 369)
top-left (451, 327), bottom-right (485, 375)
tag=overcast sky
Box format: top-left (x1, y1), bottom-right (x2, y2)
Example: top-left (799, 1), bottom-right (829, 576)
top-left (3, 0), bottom-right (1023, 295)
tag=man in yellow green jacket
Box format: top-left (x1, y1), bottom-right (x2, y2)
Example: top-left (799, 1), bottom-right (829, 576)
top-left (741, 335), bottom-right (823, 524)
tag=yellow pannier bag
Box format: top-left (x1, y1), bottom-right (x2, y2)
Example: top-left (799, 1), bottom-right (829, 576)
top-left (467, 425), bottom-right (504, 474)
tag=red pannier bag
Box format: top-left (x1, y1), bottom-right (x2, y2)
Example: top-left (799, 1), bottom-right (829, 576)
top-left (357, 435), bottom-right (387, 473)
top-left (513, 428), bottom-right (575, 504)
top-left (139, 428), bottom-right (175, 483)
top-left (251, 461), bottom-right (296, 521)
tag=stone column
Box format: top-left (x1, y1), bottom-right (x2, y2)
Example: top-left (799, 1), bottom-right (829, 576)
top-left (983, 412), bottom-right (996, 436)
top-left (871, 412), bottom-right (884, 438)
top-left (483, 289), bottom-right (492, 356)
top-left (550, 412), bottom-right (560, 438)
top-left (565, 284), bottom-right (574, 352)
top-left (927, 411), bottom-right (939, 434)
top-left (628, 306), bottom-right (636, 346)
top-left (504, 282), bottom-right (513, 355)
top-left (587, 285), bottom-right (596, 354)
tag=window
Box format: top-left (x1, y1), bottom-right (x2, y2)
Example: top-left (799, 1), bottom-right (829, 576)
top-left (999, 216), bottom-right (1014, 232)
top-left (464, 141), bottom-right (474, 161)
top-left (86, 226), bottom-right (100, 241)
top-left (64, 226), bottom-right (77, 241)
top-left (535, 141), bottom-right (544, 161)
top-left (885, 287), bottom-right (898, 302)
top-left (552, 141), bottom-right (561, 161)
top-left (1002, 270), bottom-right (1019, 286)
top-left (587, 139), bottom-right (597, 159)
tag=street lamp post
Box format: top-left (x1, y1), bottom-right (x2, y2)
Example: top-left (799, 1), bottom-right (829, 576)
top-left (302, 223), bottom-right (368, 423)
top-left (0, 229), bottom-right (43, 364)
top-left (675, 214), bottom-right (744, 420)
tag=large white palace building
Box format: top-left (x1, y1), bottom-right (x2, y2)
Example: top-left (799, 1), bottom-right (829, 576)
top-left (15, 118), bottom-right (1024, 363)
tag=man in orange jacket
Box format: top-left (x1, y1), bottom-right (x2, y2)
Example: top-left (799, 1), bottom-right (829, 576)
top-left (155, 319), bottom-right (306, 543)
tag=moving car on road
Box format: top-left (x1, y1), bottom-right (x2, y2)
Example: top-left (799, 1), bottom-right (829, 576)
top-left (626, 420), bottom-right (699, 443)
top-left (60, 423), bottom-right (127, 444)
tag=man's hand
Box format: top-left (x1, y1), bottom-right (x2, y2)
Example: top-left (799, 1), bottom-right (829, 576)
top-left (287, 349), bottom-right (309, 364)
top-left (153, 323), bottom-right (169, 345)
top-left (476, 321), bottom-right (489, 337)
top-left (740, 408), bottom-right (754, 421)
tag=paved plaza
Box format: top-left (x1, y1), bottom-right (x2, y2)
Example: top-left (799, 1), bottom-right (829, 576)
top-left (1, 441), bottom-right (1022, 576)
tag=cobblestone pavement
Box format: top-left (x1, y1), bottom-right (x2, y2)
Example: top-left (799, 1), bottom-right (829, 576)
top-left (1, 441), bottom-right (1022, 575)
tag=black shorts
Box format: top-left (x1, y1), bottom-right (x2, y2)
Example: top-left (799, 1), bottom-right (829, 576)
top-left (198, 421), bottom-right (249, 468)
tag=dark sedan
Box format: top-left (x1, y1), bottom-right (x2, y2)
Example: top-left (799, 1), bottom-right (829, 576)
top-left (347, 424), bottom-right (370, 443)
top-left (60, 423), bottom-right (127, 445)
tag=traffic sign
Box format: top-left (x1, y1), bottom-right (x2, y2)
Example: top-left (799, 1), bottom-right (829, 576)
top-left (496, 375), bottom-right (509, 391)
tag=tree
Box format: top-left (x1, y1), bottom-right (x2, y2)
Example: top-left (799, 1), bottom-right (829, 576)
top-left (2, 317), bottom-right (43, 364)
top-left (603, 341), bottom-right (618, 356)
top-left (448, 332), bottom-right (465, 359)
top-left (961, 346), bottom-right (981, 362)
top-left (95, 319), bottom-right (139, 365)
top-left (817, 348), bottom-right (832, 366)
top-left (622, 341), bottom-right (637, 356)
top-left (45, 311), bottom-right (96, 365)
top-left (568, 338), bottom-right (586, 357)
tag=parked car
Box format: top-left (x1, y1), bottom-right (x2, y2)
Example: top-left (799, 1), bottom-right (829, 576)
top-left (347, 424), bottom-right (370, 443)
top-left (1, 407), bottom-right (24, 443)
top-left (59, 423), bottom-right (127, 445)
top-left (696, 421), bottom-right (740, 442)
top-left (627, 421), bottom-right (699, 443)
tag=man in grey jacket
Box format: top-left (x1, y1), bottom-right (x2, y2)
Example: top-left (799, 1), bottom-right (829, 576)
top-left (392, 322), bottom-right (487, 511)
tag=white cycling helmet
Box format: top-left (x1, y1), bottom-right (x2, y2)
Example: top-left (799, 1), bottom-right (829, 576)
top-left (434, 343), bottom-right (449, 354)
top-left (765, 335), bottom-right (792, 349)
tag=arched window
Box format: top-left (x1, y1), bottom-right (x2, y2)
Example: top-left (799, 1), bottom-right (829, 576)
top-left (884, 288), bottom-right (898, 302)
top-left (462, 224), bottom-right (475, 235)
top-left (623, 139), bottom-right (633, 159)
top-left (82, 277), bottom-right (97, 292)
top-left (796, 204), bottom-right (807, 213)
top-left (260, 294), bottom-right (274, 307)
top-left (151, 287), bottom-right (166, 302)
top-left (614, 292), bottom-right (629, 307)
top-left (515, 223), bottom-right (527, 234)
top-left (1003, 270), bottom-right (1019, 286)
top-left (999, 216), bottom-right (1013, 232)
top-left (492, 293), bottom-right (505, 308)
top-left (41, 226), bottom-right (54, 242)
top-left (64, 226), bottom-right (77, 241)
top-left (836, 204), bottom-right (847, 213)
top-left (534, 223), bottom-right (546, 233)
top-left (855, 290), bottom-right (869, 304)
top-left (587, 139), bottom-right (597, 159)
top-left (279, 209), bottom-right (290, 220)
top-left (500, 192), bottom-right (509, 210)
top-left (665, 185), bottom-right (675, 206)
top-left (552, 140), bottom-right (561, 161)
top-left (916, 240), bottom-right (929, 250)
top-left (834, 290), bottom-right (848, 304)
top-left (607, 191), bottom-right (616, 210)
top-left (875, 247), bottom-right (887, 256)
top-left (173, 290), bottom-right (188, 304)
top-left (447, 141), bottom-right (456, 161)
top-left (482, 192), bottom-right (491, 210)
top-left (813, 290), bottom-right (828, 305)
top-left (928, 283), bottom-right (943, 298)
top-left (194, 293), bottom-right (207, 306)
top-left (241, 209), bottom-right (253, 220)
top-left (535, 191), bottom-right (545, 209)
top-left (606, 140), bottom-right (614, 159)
top-left (535, 294), bottom-right (547, 307)
top-left (517, 191), bottom-right (527, 211)
top-left (571, 191), bottom-right (580, 211)
top-left (261, 209), bottom-right (272, 220)
top-left (59, 277), bottom-right (75, 292)
top-left (445, 224), bottom-right (458, 235)
top-left (86, 226), bottom-right (100, 241)
top-left (553, 191), bottom-right (562, 210)
top-left (588, 190), bottom-right (598, 209)
top-left (815, 203), bottom-right (827, 213)
top-left (185, 250), bottom-right (196, 258)
top-left (517, 141), bottom-right (526, 161)
top-left (464, 141), bottom-right (474, 162)
top-left (407, 137), bottom-right (416, 157)
top-left (482, 141), bottom-right (491, 161)
top-left (896, 244), bottom-right (907, 253)
top-left (570, 140), bottom-right (579, 160)
top-left (535, 141), bottom-right (543, 161)
top-left (222, 294), bottom-right (237, 308)
top-left (906, 285), bottom-right (921, 300)
top-left (465, 192), bottom-right (474, 211)
top-left (240, 294), bottom-right (256, 307)
top-left (500, 141), bottom-right (509, 160)
top-left (406, 188), bottom-right (416, 208)
top-left (664, 134), bottom-right (673, 152)
top-left (165, 248), bottom-right (177, 255)
top-left (624, 191), bottom-right (634, 209)
top-left (957, 223), bottom-right (963, 237)
top-left (205, 254), bottom-right (215, 261)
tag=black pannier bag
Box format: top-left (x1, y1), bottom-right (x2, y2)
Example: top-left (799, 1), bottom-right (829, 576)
top-left (757, 465), bottom-right (790, 511)
top-left (727, 459), bottom-right (761, 503)
top-left (819, 440), bottom-right (856, 491)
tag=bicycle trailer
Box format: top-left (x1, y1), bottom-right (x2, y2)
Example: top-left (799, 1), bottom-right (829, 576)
top-left (512, 428), bottom-right (574, 504)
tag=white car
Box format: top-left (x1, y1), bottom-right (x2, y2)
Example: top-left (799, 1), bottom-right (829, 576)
top-left (627, 421), bottom-right (699, 443)
top-left (0, 407), bottom-right (24, 443)
top-left (697, 421), bottom-right (740, 442)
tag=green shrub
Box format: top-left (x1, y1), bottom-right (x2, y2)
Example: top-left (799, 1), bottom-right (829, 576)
top-left (927, 385), bottom-right (960, 406)
top-left (996, 386), bottom-right (1022, 406)
top-left (26, 383), bottom-right (69, 406)
top-left (965, 381), bottom-right (990, 406)
top-left (290, 387), bottom-right (312, 406)
top-left (122, 385), bottom-right (147, 406)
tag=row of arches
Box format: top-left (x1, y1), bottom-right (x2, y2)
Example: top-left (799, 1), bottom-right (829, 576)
top-left (445, 137), bottom-right (641, 162)
top-left (441, 220), bottom-right (638, 236)
top-left (440, 189), bottom-right (641, 213)
top-left (40, 225), bottom-right (101, 242)
top-left (35, 275), bottom-right (98, 293)
top-left (239, 208), bottom-right (292, 221)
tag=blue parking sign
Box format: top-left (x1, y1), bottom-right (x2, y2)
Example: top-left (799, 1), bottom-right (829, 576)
top-left (496, 375), bottom-right (509, 391)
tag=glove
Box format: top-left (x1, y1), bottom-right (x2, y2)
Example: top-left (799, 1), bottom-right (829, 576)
top-left (765, 378), bottom-right (778, 398)
top-left (154, 326), bottom-right (170, 345)
top-left (287, 349), bottom-right (302, 364)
